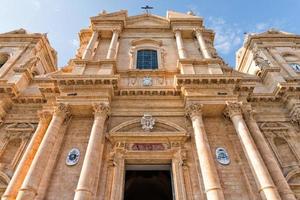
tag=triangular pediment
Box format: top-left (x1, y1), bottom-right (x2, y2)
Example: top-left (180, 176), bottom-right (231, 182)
top-left (91, 10), bottom-right (127, 22)
top-left (126, 14), bottom-right (170, 28)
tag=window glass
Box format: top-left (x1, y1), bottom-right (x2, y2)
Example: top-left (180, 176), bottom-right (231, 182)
top-left (137, 50), bottom-right (158, 69)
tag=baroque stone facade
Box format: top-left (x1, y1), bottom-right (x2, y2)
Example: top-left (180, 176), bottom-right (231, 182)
top-left (0, 10), bottom-right (300, 200)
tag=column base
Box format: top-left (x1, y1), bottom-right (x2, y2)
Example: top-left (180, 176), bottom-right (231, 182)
top-left (74, 188), bottom-right (93, 200)
top-left (16, 187), bottom-right (37, 200)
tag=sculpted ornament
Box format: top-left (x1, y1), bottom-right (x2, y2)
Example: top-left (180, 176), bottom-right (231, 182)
top-left (291, 109), bottom-right (300, 126)
top-left (216, 147), bottom-right (230, 165)
top-left (223, 102), bottom-right (242, 119)
top-left (141, 114), bottom-right (155, 132)
top-left (93, 103), bottom-right (110, 117)
top-left (54, 103), bottom-right (70, 117)
top-left (66, 148), bottom-right (80, 166)
top-left (143, 77), bottom-right (153, 86)
top-left (185, 103), bottom-right (202, 118)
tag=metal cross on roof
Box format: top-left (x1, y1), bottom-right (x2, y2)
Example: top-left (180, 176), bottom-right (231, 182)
top-left (141, 5), bottom-right (154, 14)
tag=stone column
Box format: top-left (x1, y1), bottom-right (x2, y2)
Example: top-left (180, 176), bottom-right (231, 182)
top-left (2, 111), bottom-right (52, 200)
top-left (74, 103), bottom-right (110, 200)
top-left (16, 103), bottom-right (70, 200)
top-left (109, 151), bottom-right (125, 200)
top-left (174, 29), bottom-right (187, 59)
top-left (243, 108), bottom-right (296, 200)
top-left (172, 150), bottom-right (187, 200)
top-left (194, 28), bottom-right (211, 59)
top-left (82, 31), bottom-right (99, 60)
top-left (106, 29), bottom-right (120, 59)
top-left (186, 103), bottom-right (225, 200)
top-left (224, 102), bottom-right (281, 200)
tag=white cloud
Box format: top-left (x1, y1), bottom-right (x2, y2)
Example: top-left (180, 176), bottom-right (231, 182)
top-left (207, 17), bottom-right (242, 55)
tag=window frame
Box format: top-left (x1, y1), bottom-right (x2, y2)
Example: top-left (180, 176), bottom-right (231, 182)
top-left (129, 39), bottom-right (165, 70)
top-left (136, 49), bottom-right (159, 70)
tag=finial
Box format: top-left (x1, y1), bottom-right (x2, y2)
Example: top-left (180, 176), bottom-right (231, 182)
top-left (187, 10), bottom-right (195, 16)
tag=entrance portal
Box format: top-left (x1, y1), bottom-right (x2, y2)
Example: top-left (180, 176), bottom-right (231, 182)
top-left (124, 166), bottom-right (173, 200)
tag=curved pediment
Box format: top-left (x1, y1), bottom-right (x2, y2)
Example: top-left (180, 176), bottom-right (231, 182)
top-left (109, 118), bottom-right (186, 134)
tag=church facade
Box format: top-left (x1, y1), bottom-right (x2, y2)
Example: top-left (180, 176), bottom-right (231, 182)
top-left (0, 10), bottom-right (299, 200)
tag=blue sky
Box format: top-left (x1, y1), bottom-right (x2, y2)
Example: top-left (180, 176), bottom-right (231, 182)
top-left (1, 0), bottom-right (300, 67)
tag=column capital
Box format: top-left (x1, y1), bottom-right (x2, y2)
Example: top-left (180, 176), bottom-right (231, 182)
top-left (93, 103), bottom-right (110, 118)
top-left (242, 105), bottom-right (257, 121)
top-left (291, 107), bottom-right (300, 126)
top-left (112, 28), bottom-right (121, 34)
top-left (37, 110), bottom-right (52, 124)
top-left (173, 28), bottom-right (182, 35)
top-left (185, 103), bottom-right (203, 119)
top-left (53, 103), bottom-right (71, 118)
top-left (193, 28), bottom-right (204, 35)
top-left (224, 102), bottom-right (242, 119)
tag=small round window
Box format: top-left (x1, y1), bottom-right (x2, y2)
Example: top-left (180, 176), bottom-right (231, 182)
top-left (0, 54), bottom-right (9, 68)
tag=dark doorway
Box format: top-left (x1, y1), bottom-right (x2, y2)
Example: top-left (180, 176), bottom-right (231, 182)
top-left (124, 170), bottom-right (173, 200)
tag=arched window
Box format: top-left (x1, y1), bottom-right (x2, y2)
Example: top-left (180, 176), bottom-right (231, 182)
top-left (0, 54), bottom-right (9, 68)
top-left (136, 50), bottom-right (158, 70)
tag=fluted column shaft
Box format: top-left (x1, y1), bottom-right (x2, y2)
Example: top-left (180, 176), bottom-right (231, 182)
top-left (225, 102), bottom-right (281, 200)
top-left (186, 104), bottom-right (225, 200)
top-left (16, 104), bottom-right (70, 200)
top-left (194, 29), bottom-right (211, 59)
top-left (244, 110), bottom-right (296, 200)
top-left (74, 103), bottom-right (110, 200)
top-left (2, 111), bottom-right (52, 200)
top-left (82, 31), bottom-right (99, 59)
top-left (106, 29), bottom-right (119, 59)
top-left (174, 29), bottom-right (187, 59)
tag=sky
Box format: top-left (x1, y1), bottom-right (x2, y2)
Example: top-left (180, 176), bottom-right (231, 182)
top-left (0, 0), bottom-right (300, 67)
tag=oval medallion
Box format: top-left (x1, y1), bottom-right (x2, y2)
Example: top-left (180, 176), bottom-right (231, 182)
top-left (216, 147), bottom-right (230, 165)
top-left (66, 148), bottom-right (80, 166)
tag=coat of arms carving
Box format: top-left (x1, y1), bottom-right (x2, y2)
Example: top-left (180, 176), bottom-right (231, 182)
top-left (141, 114), bottom-right (155, 132)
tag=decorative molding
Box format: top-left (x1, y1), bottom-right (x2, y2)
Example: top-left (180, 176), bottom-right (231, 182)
top-left (185, 103), bottom-right (202, 119)
top-left (5, 122), bottom-right (35, 134)
top-left (223, 102), bottom-right (242, 119)
top-left (54, 103), bottom-right (71, 118)
top-left (37, 110), bottom-right (52, 124)
top-left (131, 38), bottom-right (163, 47)
top-left (290, 108), bottom-right (300, 126)
top-left (93, 103), bottom-right (111, 118)
top-left (128, 143), bottom-right (169, 151)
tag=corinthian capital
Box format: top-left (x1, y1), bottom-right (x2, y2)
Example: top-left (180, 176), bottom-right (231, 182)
top-left (54, 103), bottom-right (71, 118)
top-left (38, 110), bottom-right (52, 123)
top-left (93, 103), bottom-right (110, 118)
top-left (291, 108), bottom-right (300, 126)
top-left (185, 103), bottom-right (202, 119)
top-left (223, 102), bottom-right (242, 119)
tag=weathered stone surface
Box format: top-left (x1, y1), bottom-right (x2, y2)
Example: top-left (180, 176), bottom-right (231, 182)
top-left (0, 9), bottom-right (299, 200)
